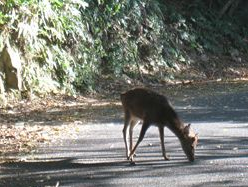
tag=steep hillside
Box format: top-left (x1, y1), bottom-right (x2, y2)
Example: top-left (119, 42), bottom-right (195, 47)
top-left (0, 0), bottom-right (247, 102)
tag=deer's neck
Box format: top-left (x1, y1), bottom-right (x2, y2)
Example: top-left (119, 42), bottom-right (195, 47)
top-left (167, 118), bottom-right (185, 141)
top-left (164, 107), bottom-right (185, 140)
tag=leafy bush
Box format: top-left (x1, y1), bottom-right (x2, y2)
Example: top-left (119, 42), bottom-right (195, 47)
top-left (1, 0), bottom-right (247, 96)
top-left (1, 0), bottom-right (97, 93)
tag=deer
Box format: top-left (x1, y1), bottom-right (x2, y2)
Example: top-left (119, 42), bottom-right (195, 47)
top-left (120, 88), bottom-right (198, 164)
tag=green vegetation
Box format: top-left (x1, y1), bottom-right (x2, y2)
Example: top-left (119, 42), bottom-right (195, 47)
top-left (0, 0), bottom-right (247, 96)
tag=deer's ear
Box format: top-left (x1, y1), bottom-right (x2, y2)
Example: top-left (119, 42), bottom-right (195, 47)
top-left (184, 123), bottom-right (191, 134)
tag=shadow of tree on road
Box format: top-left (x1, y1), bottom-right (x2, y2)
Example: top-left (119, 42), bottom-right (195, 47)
top-left (0, 155), bottom-right (191, 187)
top-left (1, 133), bottom-right (248, 187)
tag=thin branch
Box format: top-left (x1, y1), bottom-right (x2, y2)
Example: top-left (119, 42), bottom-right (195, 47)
top-left (218, 0), bottom-right (236, 19)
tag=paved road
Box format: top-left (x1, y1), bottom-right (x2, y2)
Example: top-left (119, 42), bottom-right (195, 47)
top-left (1, 82), bottom-right (248, 187)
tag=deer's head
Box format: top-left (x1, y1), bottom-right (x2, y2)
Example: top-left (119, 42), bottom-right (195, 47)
top-left (181, 124), bottom-right (198, 162)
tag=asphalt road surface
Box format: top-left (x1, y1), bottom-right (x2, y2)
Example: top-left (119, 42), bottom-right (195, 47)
top-left (1, 82), bottom-right (248, 187)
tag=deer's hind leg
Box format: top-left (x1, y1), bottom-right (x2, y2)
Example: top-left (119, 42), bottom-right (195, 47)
top-left (129, 119), bottom-right (140, 156)
top-left (123, 110), bottom-right (132, 159)
top-left (128, 120), bottom-right (150, 162)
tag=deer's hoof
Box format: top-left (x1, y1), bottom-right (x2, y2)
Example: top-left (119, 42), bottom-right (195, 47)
top-left (164, 154), bottom-right (170, 161)
top-left (130, 161), bottom-right (136, 166)
top-left (127, 155), bottom-right (132, 160)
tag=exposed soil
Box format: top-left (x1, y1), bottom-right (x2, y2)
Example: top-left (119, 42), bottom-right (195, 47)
top-left (0, 94), bottom-right (123, 162)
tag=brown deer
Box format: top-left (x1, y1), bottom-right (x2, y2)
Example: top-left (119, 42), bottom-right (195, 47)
top-left (120, 88), bottom-right (198, 163)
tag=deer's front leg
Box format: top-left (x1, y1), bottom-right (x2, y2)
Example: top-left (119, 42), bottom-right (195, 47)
top-left (159, 127), bottom-right (170, 160)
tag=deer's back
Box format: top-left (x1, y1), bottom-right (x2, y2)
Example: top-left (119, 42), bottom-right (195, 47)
top-left (121, 88), bottom-right (176, 124)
